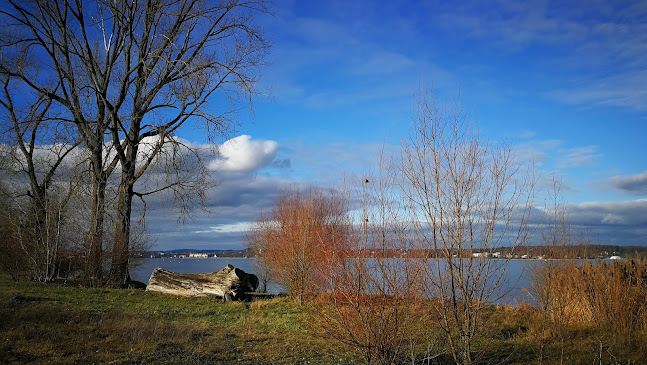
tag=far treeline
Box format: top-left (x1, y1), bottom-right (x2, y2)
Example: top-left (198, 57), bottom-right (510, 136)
top-left (506, 244), bottom-right (647, 259)
top-left (137, 244), bottom-right (647, 260)
top-left (138, 249), bottom-right (252, 259)
top-left (279, 244), bottom-right (647, 260)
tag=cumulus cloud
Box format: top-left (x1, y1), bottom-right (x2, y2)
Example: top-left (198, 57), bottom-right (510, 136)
top-left (609, 170), bottom-right (647, 196)
top-left (209, 135), bottom-right (278, 173)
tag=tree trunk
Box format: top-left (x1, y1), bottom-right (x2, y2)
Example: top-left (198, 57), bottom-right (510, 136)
top-left (146, 265), bottom-right (259, 300)
top-left (85, 155), bottom-right (106, 281)
top-left (109, 177), bottom-right (133, 287)
top-left (27, 187), bottom-right (50, 282)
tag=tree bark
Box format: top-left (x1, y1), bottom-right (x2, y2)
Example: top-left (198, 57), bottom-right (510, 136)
top-left (146, 265), bottom-right (259, 300)
top-left (109, 175), bottom-right (134, 287)
top-left (85, 148), bottom-right (106, 281)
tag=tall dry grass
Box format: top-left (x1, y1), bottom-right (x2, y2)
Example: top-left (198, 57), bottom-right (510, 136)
top-left (531, 258), bottom-right (647, 337)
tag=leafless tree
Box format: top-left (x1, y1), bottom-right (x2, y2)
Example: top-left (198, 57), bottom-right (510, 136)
top-left (0, 0), bottom-right (269, 286)
top-left (0, 0), bottom-right (122, 280)
top-left (528, 174), bottom-right (576, 364)
top-left (314, 155), bottom-right (429, 365)
top-left (400, 87), bottom-right (534, 365)
top-left (0, 62), bottom-right (85, 281)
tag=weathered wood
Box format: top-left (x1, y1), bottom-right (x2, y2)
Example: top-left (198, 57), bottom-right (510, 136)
top-left (146, 264), bottom-right (259, 300)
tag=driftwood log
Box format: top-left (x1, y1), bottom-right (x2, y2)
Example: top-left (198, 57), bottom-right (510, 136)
top-left (146, 264), bottom-right (259, 301)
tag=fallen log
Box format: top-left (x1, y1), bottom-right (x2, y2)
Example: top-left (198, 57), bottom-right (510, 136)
top-left (146, 264), bottom-right (259, 301)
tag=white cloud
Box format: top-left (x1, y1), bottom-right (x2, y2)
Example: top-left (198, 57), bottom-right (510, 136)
top-left (193, 222), bottom-right (254, 234)
top-left (548, 71), bottom-right (647, 111)
top-left (209, 135), bottom-right (278, 173)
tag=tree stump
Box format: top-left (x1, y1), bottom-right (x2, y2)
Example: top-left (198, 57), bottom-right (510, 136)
top-left (146, 264), bottom-right (259, 301)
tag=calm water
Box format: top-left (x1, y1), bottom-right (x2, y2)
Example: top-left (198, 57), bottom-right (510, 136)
top-left (132, 257), bottom-right (541, 304)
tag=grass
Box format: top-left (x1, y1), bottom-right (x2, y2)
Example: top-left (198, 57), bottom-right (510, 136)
top-left (0, 275), bottom-right (353, 364)
top-left (2, 273), bottom-right (646, 364)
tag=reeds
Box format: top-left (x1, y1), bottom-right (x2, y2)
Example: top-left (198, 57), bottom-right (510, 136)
top-left (532, 257), bottom-right (647, 335)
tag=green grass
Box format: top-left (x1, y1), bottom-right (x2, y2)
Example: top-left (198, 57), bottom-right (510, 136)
top-left (2, 274), bottom-right (646, 364)
top-left (0, 275), bottom-right (353, 364)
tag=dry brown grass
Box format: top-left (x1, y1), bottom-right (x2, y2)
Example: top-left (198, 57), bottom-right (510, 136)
top-left (533, 258), bottom-right (647, 332)
top-left (526, 257), bottom-right (647, 363)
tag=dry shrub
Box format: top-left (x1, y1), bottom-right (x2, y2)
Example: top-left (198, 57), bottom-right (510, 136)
top-left (246, 187), bottom-right (347, 303)
top-left (312, 290), bottom-right (430, 365)
top-left (533, 258), bottom-right (647, 335)
top-left (310, 167), bottom-right (433, 365)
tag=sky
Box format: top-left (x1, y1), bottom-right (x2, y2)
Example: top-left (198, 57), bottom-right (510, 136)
top-left (145, 0), bottom-right (647, 250)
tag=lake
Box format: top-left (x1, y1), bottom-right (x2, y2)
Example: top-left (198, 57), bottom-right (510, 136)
top-left (131, 257), bottom-right (545, 305)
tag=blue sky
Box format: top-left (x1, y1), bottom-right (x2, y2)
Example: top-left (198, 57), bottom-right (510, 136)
top-left (148, 0), bottom-right (647, 250)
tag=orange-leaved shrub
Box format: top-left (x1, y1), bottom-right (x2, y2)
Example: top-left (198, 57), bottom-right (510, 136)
top-left (246, 187), bottom-right (347, 302)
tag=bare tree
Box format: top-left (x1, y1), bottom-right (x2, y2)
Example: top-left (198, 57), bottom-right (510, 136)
top-left (0, 0), bottom-right (269, 286)
top-left (0, 63), bottom-right (84, 281)
top-left (0, 0), bottom-right (124, 281)
top-left (314, 156), bottom-right (429, 365)
top-left (527, 174), bottom-right (579, 364)
top-left (400, 87), bottom-right (534, 365)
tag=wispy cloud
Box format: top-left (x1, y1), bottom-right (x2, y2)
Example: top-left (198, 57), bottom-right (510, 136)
top-left (425, 0), bottom-right (647, 111)
top-left (547, 71), bottom-right (647, 111)
top-left (556, 145), bottom-right (601, 168)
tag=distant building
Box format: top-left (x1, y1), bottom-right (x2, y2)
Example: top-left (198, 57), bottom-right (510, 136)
top-left (189, 253), bottom-right (209, 258)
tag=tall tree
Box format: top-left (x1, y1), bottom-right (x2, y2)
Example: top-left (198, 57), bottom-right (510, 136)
top-left (0, 0), bottom-right (122, 280)
top-left (0, 0), bottom-right (269, 286)
top-left (401, 87), bottom-right (534, 365)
